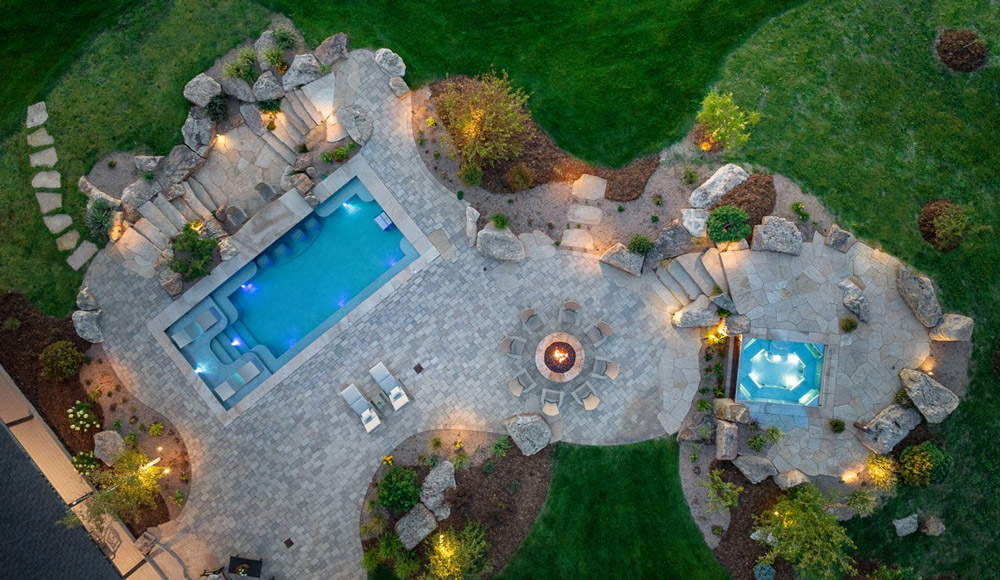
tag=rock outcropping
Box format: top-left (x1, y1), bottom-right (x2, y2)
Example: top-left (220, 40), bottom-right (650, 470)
top-left (504, 414), bottom-right (551, 456)
top-left (896, 264), bottom-right (942, 327)
top-left (899, 368), bottom-right (959, 424)
top-left (689, 164), bottom-right (748, 208)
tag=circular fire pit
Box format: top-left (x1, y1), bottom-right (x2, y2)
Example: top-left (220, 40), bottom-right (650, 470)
top-left (536, 332), bottom-right (585, 383)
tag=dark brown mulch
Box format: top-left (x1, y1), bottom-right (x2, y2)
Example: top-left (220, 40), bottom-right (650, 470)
top-left (712, 461), bottom-right (796, 580)
top-left (712, 173), bottom-right (778, 229)
top-left (918, 199), bottom-right (959, 252)
top-left (430, 78), bottom-right (658, 201)
top-left (0, 292), bottom-right (100, 454)
top-left (889, 421), bottom-right (937, 460)
top-left (937, 29), bottom-right (988, 72)
top-left (122, 493), bottom-right (170, 538)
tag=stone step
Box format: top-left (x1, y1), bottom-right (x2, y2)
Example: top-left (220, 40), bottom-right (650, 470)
top-left (171, 196), bottom-right (199, 223)
top-left (137, 200), bottom-right (179, 237)
top-left (261, 128), bottom-right (297, 165)
top-left (270, 111), bottom-right (303, 151)
top-left (281, 95), bottom-right (313, 134)
top-left (289, 89), bottom-right (325, 125)
top-left (179, 182), bottom-right (215, 220)
top-left (676, 252), bottom-right (718, 296)
top-left (649, 278), bottom-right (683, 315)
top-left (654, 266), bottom-right (692, 306)
top-left (35, 192), bottom-right (62, 214)
top-left (132, 218), bottom-right (170, 250)
top-left (56, 230), bottom-right (80, 251)
top-left (279, 98), bottom-right (311, 138)
top-left (153, 194), bottom-right (188, 231)
top-left (43, 214), bottom-right (72, 234)
top-left (184, 179), bottom-right (217, 214)
top-left (189, 175), bottom-right (226, 209)
top-left (699, 247), bottom-right (729, 295)
top-left (666, 258), bottom-right (702, 301)
top-left (66, 241), bottom-right (97, 271)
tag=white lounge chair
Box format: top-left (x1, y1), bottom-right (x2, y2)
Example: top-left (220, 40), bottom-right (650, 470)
top-left (584, 320), bottom-right (613, 348)
top-left (170, 307), bottom-right (222, 349)
top-left (500, 336), bottom-right (528, 359)
top-left (558, 301), bottom-right (581, 325)
top-left (572, 382), bottom-right (601, 411)
top-left (520, 308), bottom-right (545, 333)
top-left (341, 384), bottom-right (381, 433)
top-left (541, 388), bottom-right (564, 417)
top-left (591, 357), bottom-right (620, 380)
top-left (370, 362), bottom-right (409, 411)
top-left (508, 370), bottom-right (538, 397)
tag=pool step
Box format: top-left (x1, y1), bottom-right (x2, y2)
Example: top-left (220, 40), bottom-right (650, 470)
top-left (209, 337), bottom-right (235, 366)
top-left (665, 258), bottom-right (702, 301)
top-left (279, 98), bottom-right (311, 138)
top-left (654, 266), bottom-right (692, 307)
top-left (676, 252), bottom-right (717, 296)
top-left (289, 89), bottom-right (325, 125)
top-left (153, 193), bottom-right (189, 231)
top-left (184, 179), bottom-right (218, 214)
top-left (699, 247), bottom-right (730, 295)
top-left (230, 320), bottom-right (259, 350)
top-left (260, 129), bottom-right (297, 165)
top-left (137, 200), bottom-right (179, 238)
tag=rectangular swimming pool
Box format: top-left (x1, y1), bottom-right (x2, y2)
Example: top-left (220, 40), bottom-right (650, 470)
top-left (736, 338), bottom-right (824, 406)
top-left (166, 177), bottom-right (418, 409)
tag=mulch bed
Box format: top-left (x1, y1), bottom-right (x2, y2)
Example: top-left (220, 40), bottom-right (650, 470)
top-left (692, 124), bottom-right (723, 153)
top-left (430, 78), bottom-right (658, 201)
top-left (713, 172), bottom-right (777, 229)
top-left (711, 460), bottom-right (795, 580)
top-left (936, 29), bottom-right (988, 72)
top-left (0, 292), bottom-right (100, 454)
top-left (918, 199), bottom-right (959, 252)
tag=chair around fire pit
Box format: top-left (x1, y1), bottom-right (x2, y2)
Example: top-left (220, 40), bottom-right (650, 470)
top-left (541, 388), bottom-right (564, 417)
top-left (508, 370), bottom-right (537, 397)
top-left (558, 301), bottom-right (581, 326)
top-left (572, 382), bottom-right (601, 411)
top-left (591, 357), bottom-right (620, 380)
top-left (584, 320), bottom-right (613, 348)
top-left (520, 308), bottom-right (545, 333)
top-left (500, 335), bottom-right (528, 359)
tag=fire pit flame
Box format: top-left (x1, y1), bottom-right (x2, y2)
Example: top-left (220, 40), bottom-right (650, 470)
top-left (544, 341), bottom-right (576, 373)
top-left (552, 348), bottom-right (568, 364)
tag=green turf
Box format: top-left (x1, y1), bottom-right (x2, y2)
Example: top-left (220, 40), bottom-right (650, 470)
top-left (713, 1), bottom-right (999, 577)
top-left (497, 439), bottom-right (728, 580)
top-left (0, 0), bottom-right (268, 315)
top-left (260, 0), bottom-right (799, 167)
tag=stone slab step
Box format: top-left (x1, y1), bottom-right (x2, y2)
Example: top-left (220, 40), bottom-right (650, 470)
top-left (666, 258), bottom-right (702, 301)
top-left (270, 112), bottom-right (302, 150)
top-left (189, 175), bottom-right (226, 208)
top-left (43, 214), bottom-right (72, 234)
top-left (654, 267), bottom-right (692, 306)
top-left (699, 247), bottom-right (729, 294)
top-left (560, 229), bottom-right (593, 251)
top-left (325, 115), bottom-right (348, 143)
top-left (31, 171), bottom-right (60, 189)
top-left (279, 98), bottom-right (311, 138)
top-left (179, 182), bottom-right (215, 220)
top-left (66, 241), bottom-right (97, 271)
top-left (27, 127), bottom-right (54, 147)
top-left (132, 218), bottom-right (170, 250)
top-left (29, 147), bottom-right (58, 168)
top-left (261, 129), bottom-right (297, 165)
top-left (35, 192), bottom-right (62, 214)
top-left (56, 229), bottom-right (79, 251)
top-left (137, 200), bottom-right (179, 237)
top-left (171, 196), bottom-right (199, 223)
top-left (153, 194), bottom-right (188, 231)
top-left (286, 91), bottom-right (320, 129)
top-left (292, 87), bottom-right (326, 124)
top-left (649, 278), bottom-right (683, 314)
top-left (567, 204), bottom-right (602, 225)
top-left (676, 252), bottom-right (718, 296)
top-left (113, 228), bottom-right (160, 278)
top-left (184, 179), bottom-right (217, 213)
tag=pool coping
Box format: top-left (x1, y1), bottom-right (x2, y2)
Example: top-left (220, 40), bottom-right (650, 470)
top-left (147, 155), bottom-right (439, 425)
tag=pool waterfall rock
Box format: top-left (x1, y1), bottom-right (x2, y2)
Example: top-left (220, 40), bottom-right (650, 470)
top-left (733, 455), bottom-right (778, 484)
top-left (899, 369), bottom-right (959, 423)
top-left (395, 503), bottom-right (438, 551)
top-left (856, 403), bottom-right (922, 454)
top-left (477, 223), bottom-right (525, 262)
top-left (715, 420), bottom-right (738, 460)
top-left (895, 264), bottom-right (943, 327)
top-left (503, 414), bottom-right (551, 456)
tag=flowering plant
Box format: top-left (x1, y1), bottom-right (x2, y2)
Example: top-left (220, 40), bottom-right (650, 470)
top-left (382, 455), bottom-right (393, 466)
top-left (67, 400), bottom-right (101, 432)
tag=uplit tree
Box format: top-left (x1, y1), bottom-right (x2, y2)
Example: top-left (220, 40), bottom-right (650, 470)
top-left (61, 447), bottom-right (163, 531)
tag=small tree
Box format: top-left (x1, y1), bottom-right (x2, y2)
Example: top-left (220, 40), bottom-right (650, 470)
top-left (700, 468), bottom-right (743, 513)
top-left (169, 222), bottom-right (217, 282)
top-left (63, 448), bottom-right (163, 531)
top-left (696, 90), bottom-right (760, 150)
top-left (436, 69), bottom-right (534, 169)
top-left (425, 522), bottom-right (490, 580)
top-left (707, 205), bottom-right (751, 243)
top-left (754, 484), bottom-right (856, 580)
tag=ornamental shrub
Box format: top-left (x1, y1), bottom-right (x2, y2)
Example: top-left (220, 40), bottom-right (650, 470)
top-left (700, 468), bottom-right (743, 513)
top-left (72, 451), bottom-right (100, 477)
top-left (85, 198), bottom-right (116, 243)
top-left (205, 94), bottom-right (229, 124)
top-left (696, 90), bottom-right (760, 150)
top-left (491, 435), bottom-right (512, 458)
top-left (707, 205), bottom-right (751, 243)
top-left (149, 422), bottom-right (165, 436)
top-left (627, 234), bottom-right (655, 255)
top-left (458, 163), bottom-right (484, 186)
top-left (866, 454), bottom-right (899, 492)
top-left (2, 317), bottom-right (20, 332)
top-left (829, 418), bottom-right (846, 433)
top-left (272, 27), bottom-right (296, 50)
top-left (67, 400), bottom-right (101, 432)
top-left (899, 441), bottom-right (953, 486)
top-left (754, 484), bottom-right (856, 580)
top-left (489, 213), bottom-right (510, 230)
top-left (257, 99), bottom-right (281, 115)
top-left (747, 434), bottom-right (767, 452)
top-left (169, 222), bottom-right (218, 282)
top-left (505, 163), bottom-right (536, 191)
top-left (425, 522), bottom-right (490, 580)
top-left (753, 563), bottom-right (776, 580)
top-left (333, 146), bottom-right (349, 162)
top-left (932, 203), bottom-right (969, 251)
top-left (436, 70), bottom-right (533, 168)
top-left (377, 467), bottom-right (421, 513)
top-left (845, 489), bottom-right (877, 518)
top-left (840, 317), bottom-right (859, 333)
top-left (40, 341), bottom-right (85, 381)
top-left (222, 48), bottom-right (257, 84)
top-left (868, 564), bottom-right (921, 580)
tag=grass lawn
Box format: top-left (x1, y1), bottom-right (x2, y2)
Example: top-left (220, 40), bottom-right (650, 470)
top-left (497, 439), bottom-right (728, 580)
top-left (714, 1), bottom-right (1000, 576)
top-left (261, 0), bottom-right (799, 167)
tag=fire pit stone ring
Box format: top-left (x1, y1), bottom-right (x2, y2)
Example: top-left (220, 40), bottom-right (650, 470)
top-left (535, 332), bottom-right (585, 383)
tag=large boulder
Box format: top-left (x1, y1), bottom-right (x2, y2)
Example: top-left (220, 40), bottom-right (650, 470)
top-left (72, 310), bottom-right (103, 343)
top-left (929, 314), bottom-right (974, 342)
top-left (389, 77), bottom-right (410, 98)
top-left (477, 223), bottom-right (525, 262)
top-left (282, 54), bottom-right (323, 91)
top-left (837, 278), bottom-right (870, 323)
top-left (751, 216), bottom-right (802, 255)
top-left (76, 287), bottom-right (99, 311)
top-left (220, 77), bottom-right (255, 102)
top-left (899, 369), bottom-right (959, 424)
top-left (773, 469), bottom-right (810, 490)
top-left (395, 503), bottom-right (437, 550)
top-left (314, 33), bottom-right (349, 65)
top-left (716, 420), bottom-right (738, 460)
top-left (643, 219), bottom-right (710, 269)
top-left (157, 264), bottom-right (184, 297)
top-left (374, 48), bottom-right (406, 77)
top-left (182, 107), bottom-right (214, 156)
top-left (921, 516), bottom-right (946, 537)
top-left (677, 410), bottom-right (715, 443)
top-left (672, 294), bottom-right (721, 328)
top-left (896, 264), bottom-right (942, 327)
top-left (121, 179), bottom-right (161, 214)
top-left (720, 313), bottom-right (750, 335)
top-left (253, 30), bottom-right (276, 70)
top-left (240, 103), bottom-right (264, 136)
top-left (93, 431), bottom-right (124, 466)
top-left (465, 206), bottom-right (480, 247)
top-left (503, 414), bottom-right (551, 456)
top-left (421, 461), bottom-right (456, 521)
top-left (856, 404), bottom-right (922, 454)
top-left (133, 156), bottom-right (162, 173)
top-left (183, 73), bottom-right (221, 108)
top-left (733, 455), bottom-right (778, 484)
top-left (689, 164), bottom-right (749, 208)
top-left (893, 514), bottom-right (919, 537)
top-left (252, 71), bottom-right (284, 101)
top-left (714, 398), bottom-right (750, 423)
top-left (825, 224), bottom-right (856, 253)
top-left (682, 208), bottom-right (709, 237)
top-left (599, 243), bottom-right (643, 276)
top-left (155, 145), bottom-right (206, 188)
top-left (334, 105), bottom-right (373, 145)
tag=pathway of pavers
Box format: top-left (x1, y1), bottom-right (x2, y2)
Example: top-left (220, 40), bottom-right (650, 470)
top-left (25, 101), bottom-right (97, 270)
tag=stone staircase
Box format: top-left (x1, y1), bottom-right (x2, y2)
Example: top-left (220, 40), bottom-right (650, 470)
top-left (652, 248), bottom-right (733, 315)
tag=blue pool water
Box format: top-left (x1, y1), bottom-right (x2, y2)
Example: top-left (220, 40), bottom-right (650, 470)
top-left (736, 338), bottom-right (824, 406)
top-left (167, 177), bottom-right (417, 409)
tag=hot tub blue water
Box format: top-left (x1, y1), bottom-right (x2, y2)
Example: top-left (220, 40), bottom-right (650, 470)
top-left (167, 177), bottom-right (417, 409)
top-left (736, 338), bottom-right (824, 406)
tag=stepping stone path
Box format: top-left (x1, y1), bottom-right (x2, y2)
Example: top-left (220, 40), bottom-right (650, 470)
top-left (567, 204), bottom-right (602, 225)
top-left (25, 101), bottom-right (90, 268)
top-left (571, 173), bottom-right (607, 200)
